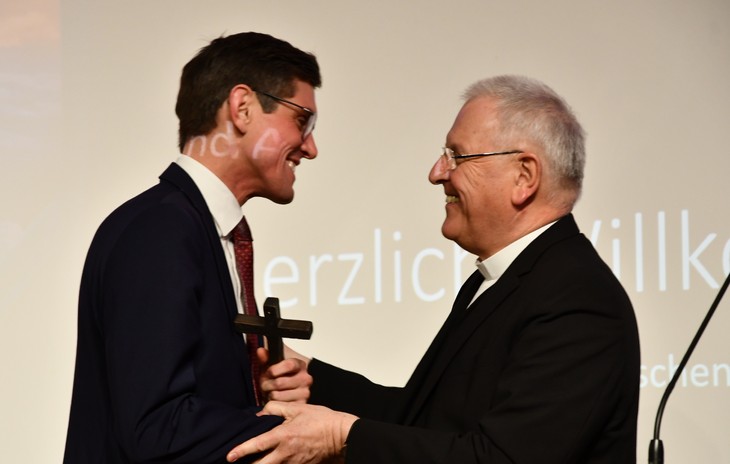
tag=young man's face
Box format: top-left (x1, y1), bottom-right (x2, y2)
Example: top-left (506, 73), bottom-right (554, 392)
top-left (242, 80), bottom-right (319, 205)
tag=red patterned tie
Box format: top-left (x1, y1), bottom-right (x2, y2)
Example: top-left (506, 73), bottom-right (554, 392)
top-left (232, 216), bottom-right (263, 405)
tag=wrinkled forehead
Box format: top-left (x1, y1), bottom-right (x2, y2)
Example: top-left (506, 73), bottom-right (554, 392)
top-left (446, 97), bottom-right (500, 147)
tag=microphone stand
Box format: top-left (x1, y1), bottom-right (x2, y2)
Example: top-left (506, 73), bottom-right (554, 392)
top-left (648, 271), bottom-right (730, 464)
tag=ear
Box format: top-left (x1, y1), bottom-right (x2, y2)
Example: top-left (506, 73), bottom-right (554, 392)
top-left (227, 84), bottom-right (257, 134)
top-left (511, 152), bottom-right (541, 207)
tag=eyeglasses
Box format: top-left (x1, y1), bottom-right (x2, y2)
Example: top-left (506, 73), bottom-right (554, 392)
top-left (441, 147), bottom-right (523, 171)
top-left (254, 90), bottom-right (317, 140)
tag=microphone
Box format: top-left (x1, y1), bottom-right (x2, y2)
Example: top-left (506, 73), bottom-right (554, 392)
top-left (648, 271), bottom-right (730, 464)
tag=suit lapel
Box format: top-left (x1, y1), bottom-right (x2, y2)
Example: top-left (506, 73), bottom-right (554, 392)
top-left (159, 163), bottom-right (237, 314)
top-left (159, 164), bottom-right (250, 374)
top-left (403, 272), bottom-right (519, 425)
top-left (403, 215), bottom-right (581, 425)
top-left (402, 270), bottom-right (484, 404)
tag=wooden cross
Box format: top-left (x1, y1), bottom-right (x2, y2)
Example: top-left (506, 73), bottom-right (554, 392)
top-left (233, 297), bottom-right (313, 364)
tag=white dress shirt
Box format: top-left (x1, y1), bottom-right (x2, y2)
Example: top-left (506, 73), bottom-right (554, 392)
top-left (175, 155), bottom-right (245, 314)
top-left (469, 221), bottom-right (556, 307)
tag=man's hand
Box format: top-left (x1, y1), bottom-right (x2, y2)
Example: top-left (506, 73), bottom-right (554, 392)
top-left (226, 401), bottom-right (357, 464)
top-left (258, 346), bottom-right (313, 403)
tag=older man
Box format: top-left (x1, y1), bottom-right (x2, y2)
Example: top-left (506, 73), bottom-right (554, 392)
top-left (229, 75), bottom-right (640, 464)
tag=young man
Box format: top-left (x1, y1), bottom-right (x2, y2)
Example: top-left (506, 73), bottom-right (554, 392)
top-left (64, 32), bottom-right (321, 463)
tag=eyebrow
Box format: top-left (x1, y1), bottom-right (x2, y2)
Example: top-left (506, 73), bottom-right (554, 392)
top-left (445, 143), bottom-right (463, 154)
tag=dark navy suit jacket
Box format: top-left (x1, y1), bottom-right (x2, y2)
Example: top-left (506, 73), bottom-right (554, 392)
top-left (64, 163), bottom-right (281, 463)
top-left (309, 215), bottom-right (640, 463)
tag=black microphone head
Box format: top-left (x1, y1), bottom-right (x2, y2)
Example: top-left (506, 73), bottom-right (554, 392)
top-left (648, 437), bottom-right (664, 464)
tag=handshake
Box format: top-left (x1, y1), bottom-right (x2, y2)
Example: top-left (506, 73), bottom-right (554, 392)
top-left (226, 345), bottom-right (357, 464)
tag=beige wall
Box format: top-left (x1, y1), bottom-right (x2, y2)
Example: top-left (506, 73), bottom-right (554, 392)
top-left (1, 0), bottom-right (729, 461)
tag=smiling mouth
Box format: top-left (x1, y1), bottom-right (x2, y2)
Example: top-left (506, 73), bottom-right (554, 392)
top-left (446, 195), bottom-right (459, 204)
top-left (287, 160), bottom-right (297, 173)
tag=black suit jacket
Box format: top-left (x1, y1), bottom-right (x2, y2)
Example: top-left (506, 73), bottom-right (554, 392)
top-left (64, 164), bottom-right (281, 463)
top-left (309, 215), bottom-right (640, 463)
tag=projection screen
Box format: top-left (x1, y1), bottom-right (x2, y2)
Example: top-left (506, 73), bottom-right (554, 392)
top-left (1, 0), bottom-right (728, 461)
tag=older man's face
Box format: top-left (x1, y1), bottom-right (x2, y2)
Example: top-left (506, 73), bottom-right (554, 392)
top-left (428, 97), bottom-right (519, 259)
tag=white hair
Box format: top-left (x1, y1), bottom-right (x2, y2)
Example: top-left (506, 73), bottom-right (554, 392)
top-left (464, 75), bottom-right (585, 206)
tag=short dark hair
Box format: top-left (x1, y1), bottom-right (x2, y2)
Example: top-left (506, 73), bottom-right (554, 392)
top-left (175, 32), bottom-right (321, 151)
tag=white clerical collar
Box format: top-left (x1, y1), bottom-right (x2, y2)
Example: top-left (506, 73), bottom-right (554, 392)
top-left (475, 220), bottom-right (557, 282)
top-left (175, 155), bottom-right (243, 237)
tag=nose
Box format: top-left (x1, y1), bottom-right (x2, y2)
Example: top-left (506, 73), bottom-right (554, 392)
top-left (429, 154), bottom-right (450, 185)
top-left (300, 133), bottom-right (318, 159)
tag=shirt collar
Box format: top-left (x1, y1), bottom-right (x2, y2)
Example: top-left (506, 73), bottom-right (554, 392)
top-left (476, 221), bottom-right (556, 282)
top-left (175, 155), bottom-right (243, 237)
